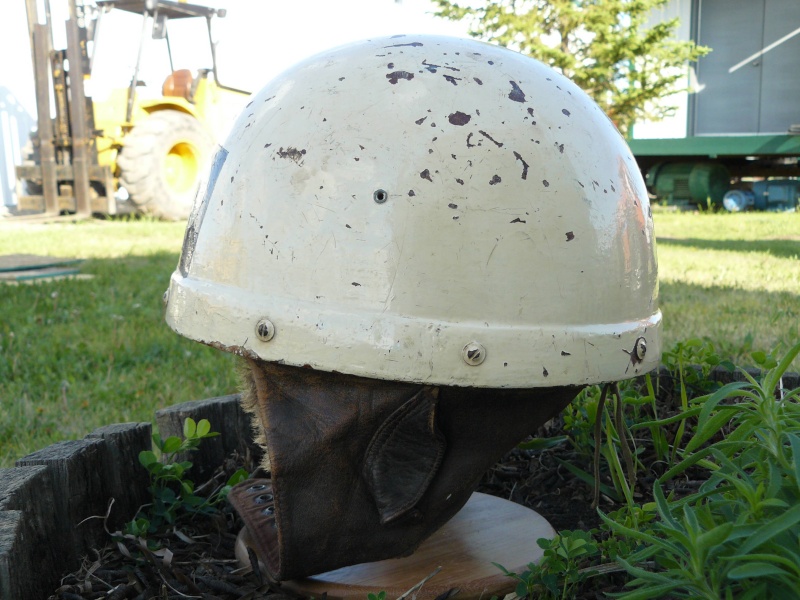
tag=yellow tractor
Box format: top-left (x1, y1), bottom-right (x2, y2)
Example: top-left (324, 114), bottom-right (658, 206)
top-left (14, 0), bottom-right (249, 220)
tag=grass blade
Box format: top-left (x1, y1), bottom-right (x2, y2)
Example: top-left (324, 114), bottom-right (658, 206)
top-left (763, 342), bottom-right (800, 397)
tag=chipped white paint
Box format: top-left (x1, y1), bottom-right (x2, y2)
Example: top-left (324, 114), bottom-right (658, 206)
top-left (165, 35), bottom-right (662, 388)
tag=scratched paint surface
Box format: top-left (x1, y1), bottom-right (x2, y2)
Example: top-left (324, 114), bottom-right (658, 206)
top-left (166, 35), bottom-right (661, 388)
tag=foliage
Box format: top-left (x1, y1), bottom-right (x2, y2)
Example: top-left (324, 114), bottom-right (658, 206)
top-left (606, 341), bottom-right (800, 598)
top-left (496, 530), bottom-right (601, 599)
top-left (431, 0), bottom-right (709, 135)
top-left (656, 338), bottom-right (728, 468)
top-left (559, 379), bottom-right (656, 506)
top-left (662, 337), bottom-right (735, 392)
top-left (498, 341), bottom-right (800, 598)
top-left (125, 417), bottom-right (247, 537)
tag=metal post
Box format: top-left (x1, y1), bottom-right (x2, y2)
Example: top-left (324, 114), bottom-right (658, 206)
top-left (24, 0), bottom-right (39, 77)
top-left (127, 12), bottom-right (151, 124)
top-left (687, 0), bottom-right (700, 137)
top-left (52, 50), bottom-right (70, 152)
top-left (65, 18), bottom-right (92, 216)
top-left (32, 24), bottom-right (59, 215)
top-left (165, 29), bottom-right (174, 73)
top-left (89, 5), bottom-right (107, 73)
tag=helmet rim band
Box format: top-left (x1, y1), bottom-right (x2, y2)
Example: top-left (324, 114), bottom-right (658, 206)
top-left (166, 272), bottom-right (661, 388)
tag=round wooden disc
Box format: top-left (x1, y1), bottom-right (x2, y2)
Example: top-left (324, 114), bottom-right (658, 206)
top-left (235, 492), bottom-right (555, 599)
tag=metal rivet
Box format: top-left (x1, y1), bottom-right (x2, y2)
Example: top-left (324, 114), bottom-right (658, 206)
top-left (256, 319), bottom-right (275, 342)
top-left (462, 341), bottom-right (486, 366)
top-left (262, 506), bottom-right (275, 516)
top-left (373, 189), bottom-right (388, 204)
top-left (247, 484), bottom-right (268, 492)
top-left (634, 337), bottom-right (647, 361)
top-left (254, 493), bottom-right (274, 504)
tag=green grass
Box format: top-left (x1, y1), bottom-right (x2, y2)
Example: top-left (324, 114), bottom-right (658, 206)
top-left (0, 218), bottom-right (238, 466)
top-left (654, 210), bottom-right (800, 368)
top-left (0, 211), bottom-right (798, 467)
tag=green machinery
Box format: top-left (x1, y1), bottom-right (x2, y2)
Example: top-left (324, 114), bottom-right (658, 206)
top-left (629, 135), bottom-right (800, 211)
top-left (627, 0), bottom-right (800, 211)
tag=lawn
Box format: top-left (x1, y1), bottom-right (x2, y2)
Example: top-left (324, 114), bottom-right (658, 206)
top-left (0, 210), bottom-right (798, 466)
top-left (0, 218), bottom-right (239, 466)
top-left (654, 210), bottom-right (800, 366)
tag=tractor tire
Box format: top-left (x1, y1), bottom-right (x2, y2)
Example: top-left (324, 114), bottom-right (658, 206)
top-left (117, 109), bottom-right (213, 221)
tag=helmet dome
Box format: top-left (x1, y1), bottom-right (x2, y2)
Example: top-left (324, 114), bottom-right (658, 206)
top-left (165, 34), bottom-right (661, 387)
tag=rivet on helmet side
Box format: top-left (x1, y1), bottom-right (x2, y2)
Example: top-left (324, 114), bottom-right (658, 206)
top-left (462, 341), bottom-right (487, 366)
top-left (256, 319), bottom-right (276, 342)
top-left (634, 337), bottom-right (647, 362)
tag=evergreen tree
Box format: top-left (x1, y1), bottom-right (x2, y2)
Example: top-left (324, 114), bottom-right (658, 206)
top-left (431, 0), bottom-right (709, 136)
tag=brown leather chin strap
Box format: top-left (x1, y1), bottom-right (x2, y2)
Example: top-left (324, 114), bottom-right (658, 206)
top-left (228, 359), bottom-right (583, 581)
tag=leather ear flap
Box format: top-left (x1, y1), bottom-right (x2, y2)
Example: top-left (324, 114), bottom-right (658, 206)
top-left (363, 387), bottom-right (446, 525)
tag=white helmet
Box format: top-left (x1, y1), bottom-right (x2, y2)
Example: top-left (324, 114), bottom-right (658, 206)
top-left (165, 34), bottom-right (661, 388)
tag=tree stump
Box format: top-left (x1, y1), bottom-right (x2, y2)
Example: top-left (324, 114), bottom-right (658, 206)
top-left (2, 423), bottom-right (151, 600)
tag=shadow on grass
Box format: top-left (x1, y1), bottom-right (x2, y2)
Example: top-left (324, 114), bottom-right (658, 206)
top-left (659, 279), bottom-right (799, 370)
top-left (658, 237), bottom-right (800, 259)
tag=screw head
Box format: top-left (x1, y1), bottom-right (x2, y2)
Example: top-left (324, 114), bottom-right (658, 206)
top-left (634, 337), bottom-right (647, 361)
top-left (462, 341), bottom-right (487, 366)
top-left (256, 318), bottom-right (275, 342)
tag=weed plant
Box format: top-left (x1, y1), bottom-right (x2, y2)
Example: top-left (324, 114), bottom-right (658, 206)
top-left (606, 341), bottom-right (800, 598)
top-left (496, 530), bottom-right (601, 599)
top-left (499, 341), bottom-right (800, 599)
top-left (123, 417), bottom-right (247, 544)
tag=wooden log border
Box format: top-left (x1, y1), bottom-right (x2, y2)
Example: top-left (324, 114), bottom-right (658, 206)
top-left (1, 370), bottom-right (797, 600)
top-left (0, 394), bottom-right (259, 600)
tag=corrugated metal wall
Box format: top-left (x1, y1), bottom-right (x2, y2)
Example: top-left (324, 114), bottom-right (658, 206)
top-left (0, 87), bottom-right (35, 209)
top-left (693, 0), bottom-right (800, 135)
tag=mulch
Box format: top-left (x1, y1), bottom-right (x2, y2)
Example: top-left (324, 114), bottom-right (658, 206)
top-left (46, 446), bottom-right (643, 600)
